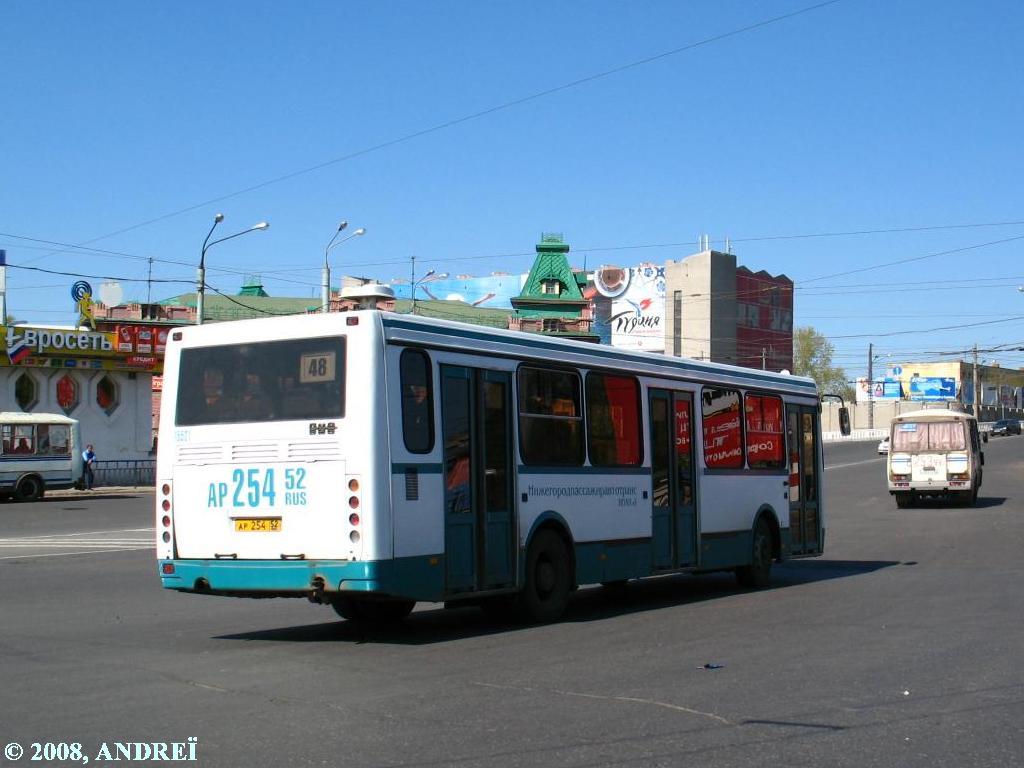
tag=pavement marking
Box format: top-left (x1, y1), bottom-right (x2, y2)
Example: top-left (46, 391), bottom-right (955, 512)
top-left (0, 527), bottom-right (154, 559)
top-left (473, 681), bottom-right (732, 726)
top-left (0, 547), bottom-right (152, 560)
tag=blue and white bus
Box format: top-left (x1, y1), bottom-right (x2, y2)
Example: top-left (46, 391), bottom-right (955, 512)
top-left (157, 311), bottom-right (836, 623)
top-left (0, 412), bottom-right (83, 501)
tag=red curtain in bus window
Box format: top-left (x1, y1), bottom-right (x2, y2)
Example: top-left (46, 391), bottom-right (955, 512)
top-left (745, 395), bottom-right (784, 469)
top-left (702, 388), bottom-right (743, 468)
top-left (603, 376), bottom-right (641, 465)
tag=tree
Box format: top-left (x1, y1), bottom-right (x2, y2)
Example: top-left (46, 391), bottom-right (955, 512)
top-left (793, 326), bottom-right (854, 401)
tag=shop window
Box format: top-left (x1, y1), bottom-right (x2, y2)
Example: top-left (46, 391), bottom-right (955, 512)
top-left (518, 367), bottom-right (584, 465)
top-left (15, 373), bottom-right (38, 411)
top-left (96, 375), bottom-right (120, 415)
top-left (745, 394), bottom-right (785, 469)
top-left (701, 387), bottom-right (743, 469)
top-left (56, 374), bottom-right (80, 415)
top-left (586, 373), bottom-right (641, 466)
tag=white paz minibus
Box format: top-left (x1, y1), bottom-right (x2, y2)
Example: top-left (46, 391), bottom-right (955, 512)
top-left (157, 311), bottom-right (840, 623)
top-left (887, 408), bottom-right (984, 507)
top-left (0, 412), bottom-right (83, 500)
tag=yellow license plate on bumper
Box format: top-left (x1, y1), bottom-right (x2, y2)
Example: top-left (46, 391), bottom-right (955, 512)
top-left (233, 518), bottom-right (282, 532)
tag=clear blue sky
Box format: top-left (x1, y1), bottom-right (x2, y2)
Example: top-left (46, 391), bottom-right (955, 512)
top-left (2, 0), bottom-right (1022, 377)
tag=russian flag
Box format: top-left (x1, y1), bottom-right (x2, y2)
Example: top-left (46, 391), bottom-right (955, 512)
top-left (8, 338), bottom-right (30, 364)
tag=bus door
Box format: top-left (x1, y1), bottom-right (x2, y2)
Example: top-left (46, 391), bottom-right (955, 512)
top-left (440, 366), bottom-right (515, 594)
top-left (786, 405), bottom-right (821, 555)
top-left (649, 389), bottom-right (698, 570)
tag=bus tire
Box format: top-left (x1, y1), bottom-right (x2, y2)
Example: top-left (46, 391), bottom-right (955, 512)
top-left (518, 529), bottom-right (572, 623)
top-left (15, 475), bottom-right (44, 502)
top-left (736, 517), bottom-right (773, 589)
top-left (895, 492), bottom-right (913, 509)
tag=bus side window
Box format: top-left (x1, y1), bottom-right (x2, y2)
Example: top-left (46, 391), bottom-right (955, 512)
top-left (400, 349), bottom-right (434, 454)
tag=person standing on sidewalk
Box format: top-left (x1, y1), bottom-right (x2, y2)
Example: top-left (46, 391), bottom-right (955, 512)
top-left (82, 444), bottom-right (96, 490)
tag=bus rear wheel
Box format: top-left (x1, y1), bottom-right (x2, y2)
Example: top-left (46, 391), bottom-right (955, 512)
top-left (895, 492), bottom-right (913, 509)
top-left (15, 476), bottom-right (44, 502)
top-left (331, 597), bottom-right (415, 624)
top-left (518, 529), bottom-right (572, 623)
top-left (736, 517), bottom-right (773, 589)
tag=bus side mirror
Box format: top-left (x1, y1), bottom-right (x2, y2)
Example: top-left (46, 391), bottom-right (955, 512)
top-left (838, 407), bottom-right (851, 436)
top-left (982, 433), bottom-right (988, 444)
top-left (980, 452), bottom-right (985, 465)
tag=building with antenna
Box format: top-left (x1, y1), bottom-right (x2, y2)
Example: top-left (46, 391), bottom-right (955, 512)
top-left (662, 246), bottom-right (794, 371)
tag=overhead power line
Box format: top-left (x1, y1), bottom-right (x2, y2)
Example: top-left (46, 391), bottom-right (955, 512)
top-left (19, 0), bottom-right (844, 264)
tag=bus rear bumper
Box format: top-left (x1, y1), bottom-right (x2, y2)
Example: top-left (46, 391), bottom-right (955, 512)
top-left (158, 556), bottom-right (443, 600)
top-left (888, 480), bottom-right (969, 494)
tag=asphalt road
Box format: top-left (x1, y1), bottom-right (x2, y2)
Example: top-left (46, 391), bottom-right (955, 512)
top-left (1, 437), bottom-right (1022, 767)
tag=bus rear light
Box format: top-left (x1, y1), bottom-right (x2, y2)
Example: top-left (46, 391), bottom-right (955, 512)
top-left (161, 515), bottom-right (171, 528)
top-left (161, 499), bottom-right (171, 512)
top-left (349, 513), bottom-right (360, 526)
top-left (348, 496), bottom-right (359, 509)
top-left (162, 563), bottom-right (175, 575)
top-left (948, 472), bottom-right (969, 480)
top-left (349, 530), bottom-right (360, 543)
top-left (161, 483), bottom-right (171, 496)
top-left (348, 478), bottom-right (359, 492)
top-left (346, 316), bottom-right (359, 326)
top-left (162, 532), bottom-right (171, 543)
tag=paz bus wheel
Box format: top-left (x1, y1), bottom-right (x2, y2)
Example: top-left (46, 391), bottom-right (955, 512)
top-left (518, 529), bottom-right (572, 623)
top-left (15, 476), bottom-right (44, 502)
top-left (736, 517), bottom-right (773, 589)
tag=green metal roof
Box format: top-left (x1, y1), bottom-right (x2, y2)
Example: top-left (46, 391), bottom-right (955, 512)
top-left (160, 292), bottom-right (320, 322)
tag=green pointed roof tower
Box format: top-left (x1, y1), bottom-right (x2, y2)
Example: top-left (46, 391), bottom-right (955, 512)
top-left (510, 233), bottom-right (598, 342)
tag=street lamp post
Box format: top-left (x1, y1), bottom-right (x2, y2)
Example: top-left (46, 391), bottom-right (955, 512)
top-left (196, 215), bottom-right (269, 325)
top-left (410, 270), bottom-right (449, 314)
top-left (322, 224), bottom-right (366, 313)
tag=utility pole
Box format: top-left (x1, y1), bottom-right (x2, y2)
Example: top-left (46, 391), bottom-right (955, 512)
top-left (973, 343), bottom-right (980, 419)
top-left (761, 347), bottom-right (767, 370)
top-left (146, 257), bottom-right (153, 304)
top-left (868, 343), bottom-right (874, 430)
top-left (410, 255), bottom-right (416, 314)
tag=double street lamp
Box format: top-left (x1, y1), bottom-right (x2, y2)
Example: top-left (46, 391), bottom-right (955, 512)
top-left (196, 214), bottom-right (269, 325)
top-left (322, 221), bottom-right (366, 313)
top-left (410, 269), bottom-right (449, 314)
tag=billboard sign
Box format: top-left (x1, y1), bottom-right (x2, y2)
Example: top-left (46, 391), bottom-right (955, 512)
top-left (593, 263), bottom-right (666, 353)
top-left (908, 376), bottom-right (956, 401)
top-left (856, 377), bottom-right (902, 401)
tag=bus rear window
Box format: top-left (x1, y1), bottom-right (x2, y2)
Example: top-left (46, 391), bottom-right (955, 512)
top-left (175, 336), bottom-right (346, 426)
top-left (892, 421), bottom-right (966, 452)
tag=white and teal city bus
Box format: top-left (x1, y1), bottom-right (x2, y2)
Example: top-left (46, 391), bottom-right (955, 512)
top-left (157, 311), bottom-right (838, 623)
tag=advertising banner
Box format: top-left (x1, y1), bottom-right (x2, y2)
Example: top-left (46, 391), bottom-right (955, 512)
top-left (592, 263), bottom-right (666, 353)
top-left (908, 376), bottom-right (957, 401)
top-left (856, 377), bottom-right (902, 401)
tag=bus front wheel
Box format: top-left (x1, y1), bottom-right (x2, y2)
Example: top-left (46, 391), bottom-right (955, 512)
top-left (518, 529), bottom-right (572, 623)
top-left (15, 476), bottom-right (44, 502)
top-left (736, 517), bottom-right (773, 589)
